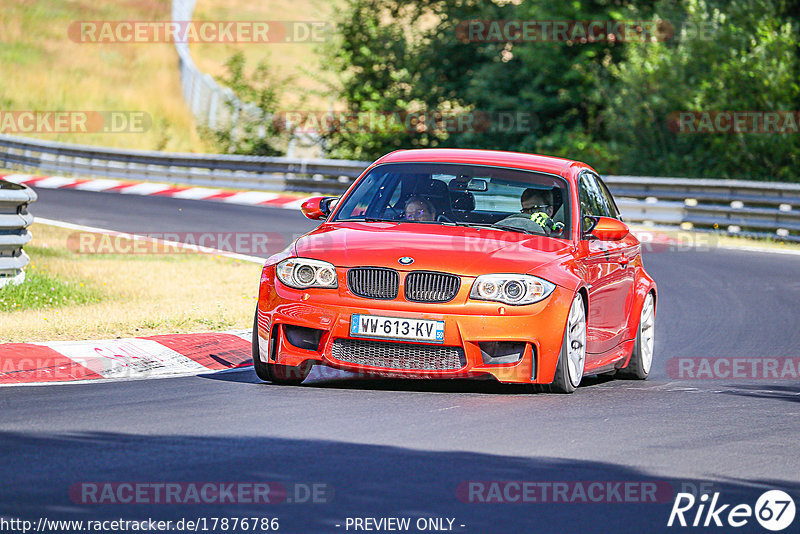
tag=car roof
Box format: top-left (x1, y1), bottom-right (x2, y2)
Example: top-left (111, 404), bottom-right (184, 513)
top-left (371, 148), bottom-right (585, 178)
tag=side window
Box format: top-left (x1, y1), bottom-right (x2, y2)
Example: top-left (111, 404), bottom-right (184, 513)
top-left (578, 172), bottom-right (609, 232)
top-left (595, 175), bottom-right (621, 219)
top-left (385, 179), bottom-right (403, 212)
top-left (346, 172), bottom-right (380, 217)
top-left (334, 171), bottom-right (398, 219)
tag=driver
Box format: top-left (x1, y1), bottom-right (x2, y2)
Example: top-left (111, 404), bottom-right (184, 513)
top-left (498, 188), bottom-right (564, 234)
top-left (404, 196), bottom-right (437, 222)
top-left (522, 188), bottom-right (564, 233)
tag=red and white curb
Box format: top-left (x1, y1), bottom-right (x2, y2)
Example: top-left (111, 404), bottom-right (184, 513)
top-left (0, 173), bottom-right (311, 209)
top-left (0, 331), bottom-right (254, 386)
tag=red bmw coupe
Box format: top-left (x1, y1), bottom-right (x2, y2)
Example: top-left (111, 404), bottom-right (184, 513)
top-left (253, 149), bottom-right (656, 393)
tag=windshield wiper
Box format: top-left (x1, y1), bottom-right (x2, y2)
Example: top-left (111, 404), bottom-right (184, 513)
top-left (363, 217), bottom-right (400, 222)
top-left (450, 221), bottom-right (494, 229)
top-left (490, 223), bottom-right (541, 235)
top-left (403, 220), bottom-right (495, 229)
top-left (335, 217), bottom-right (399, 223)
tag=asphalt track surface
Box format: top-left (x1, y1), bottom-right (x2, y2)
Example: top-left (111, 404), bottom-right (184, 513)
top-left (2, 188), bottom-right (799, 533)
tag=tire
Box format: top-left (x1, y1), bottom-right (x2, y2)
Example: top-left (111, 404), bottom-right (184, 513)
top-left (252, 308), bottom-right (312, 385)
top-left (618, 292), bottom-right (654, 380)
top-left (537, 292), bottom-right (586, 394)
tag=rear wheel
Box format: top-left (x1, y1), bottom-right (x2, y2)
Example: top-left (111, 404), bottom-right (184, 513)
top-left (252, 309), bottom-right (312, 385)
top-left (618, 293), bottom-right (654, 379)
top-left (538, 292), bottom-right (586, 394)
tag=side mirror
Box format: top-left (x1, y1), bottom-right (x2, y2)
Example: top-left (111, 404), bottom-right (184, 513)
top-left (587, 216), bottom-right (630, 241)
top-left (301, 196), bottom-right (337, 220)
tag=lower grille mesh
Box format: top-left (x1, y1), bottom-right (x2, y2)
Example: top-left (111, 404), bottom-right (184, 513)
top-left (332, 338), bottom-right (466, 371)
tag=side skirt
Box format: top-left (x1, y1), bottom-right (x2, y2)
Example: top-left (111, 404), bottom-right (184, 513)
top-left (584, 339), bottom-right (636, 374)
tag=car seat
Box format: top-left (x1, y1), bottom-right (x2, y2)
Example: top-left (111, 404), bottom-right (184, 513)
top-left (417, 179), bottom-right (455, 220)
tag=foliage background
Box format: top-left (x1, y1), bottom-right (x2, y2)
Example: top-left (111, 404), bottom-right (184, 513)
top-left (322, 0), bottom-right (800, 181)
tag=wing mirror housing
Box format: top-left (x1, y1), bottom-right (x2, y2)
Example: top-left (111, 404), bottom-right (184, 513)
top-left (301, 196), bottom-right (338, 220)
top-left (586, 216), bottom-right (630, 241)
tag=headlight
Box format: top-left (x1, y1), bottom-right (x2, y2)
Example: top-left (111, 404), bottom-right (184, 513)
top-left (470, 274), bottom-right (555, 305)
top-left (276, 258), bottom-right (338, 289)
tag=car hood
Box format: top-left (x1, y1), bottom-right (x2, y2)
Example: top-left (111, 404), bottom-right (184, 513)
top-left (294, 222), bottom-right (575, 280)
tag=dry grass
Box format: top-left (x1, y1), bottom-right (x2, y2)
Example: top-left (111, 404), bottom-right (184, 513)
top-left (0, 223), bottom-right (262, 342)
top-left (191, 0), bottom-right (341, 110)
top-left (1, 0), bottom-right (345, 154)
top-left (0, 0), bottom-right (211, 151)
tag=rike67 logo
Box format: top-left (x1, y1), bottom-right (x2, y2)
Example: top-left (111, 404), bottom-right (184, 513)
top-left (668, 490), bottom-right (796, 531)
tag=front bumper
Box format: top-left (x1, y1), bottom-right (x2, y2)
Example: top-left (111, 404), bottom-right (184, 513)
top-left (256, 265), bottom-right (573, 384)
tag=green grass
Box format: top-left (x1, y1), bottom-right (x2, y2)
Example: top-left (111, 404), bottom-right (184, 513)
top-left (1, 223), bottom-right (262, 342)
top-left (0, 270), bottom-right (103, 312)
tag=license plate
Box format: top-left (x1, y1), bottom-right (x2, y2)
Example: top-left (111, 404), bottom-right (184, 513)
top-left (350, 314), bottom-right (445, 343)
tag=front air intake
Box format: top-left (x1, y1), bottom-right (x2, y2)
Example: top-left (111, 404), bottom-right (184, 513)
top-left (347, 267), bottom-right (400, 300)
top-left (332, 338), bottom-right (466, 371)
top-left (404, 271), bottom-right (460, 303)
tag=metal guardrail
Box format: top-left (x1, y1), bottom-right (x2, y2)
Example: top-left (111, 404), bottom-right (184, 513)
top-left (0, 180), bottom-right (36, 287)
top-left (172, 0), bottom-right (257, 131)
top-left (1, 133), bottom-right (798, 241)
top-left (604, 176), bottom-right (800, 241)
top-left (0, 134), bottom-right (363, 193)
top-left (170, 0), bottom-right (319, 156)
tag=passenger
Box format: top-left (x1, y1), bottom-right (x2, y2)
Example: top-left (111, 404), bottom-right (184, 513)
top-left (404, 196), bottom-right (437, 222)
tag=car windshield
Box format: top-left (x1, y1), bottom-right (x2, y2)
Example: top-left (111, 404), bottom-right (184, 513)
top-left (331, 162), bottom-right (571, 238)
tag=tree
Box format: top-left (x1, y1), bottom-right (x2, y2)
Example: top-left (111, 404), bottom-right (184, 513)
top-left (604, 0), bottom-right (800, 180)
top-left (202, 52), bottom-right (288, 156)
top-left (325, 0), bottom-right (659, 162)
top-left (325, 0), bottom-right (800, 180)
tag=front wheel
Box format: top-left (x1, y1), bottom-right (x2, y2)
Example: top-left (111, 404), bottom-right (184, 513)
top-left (618, 292), bottom-right (654, 380)
top-left (252, 309), bottom-right (312, 385)
top-left (538, 292), bottom-right (586, 393)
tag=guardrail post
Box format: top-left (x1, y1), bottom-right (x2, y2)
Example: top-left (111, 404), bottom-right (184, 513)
top-left (0, 181), bottom-right (37, 288)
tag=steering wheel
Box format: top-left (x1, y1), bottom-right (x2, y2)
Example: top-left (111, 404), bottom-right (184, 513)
top-left (546, 221), bottom-right (565, 237)
top-left (437, 214), bottom-right (455, 223)
top-left (384, 205), bottom-right (404, 219)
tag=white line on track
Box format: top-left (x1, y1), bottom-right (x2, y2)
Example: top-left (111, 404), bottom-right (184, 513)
top-left (35, 217), bottom-right (267, 264)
